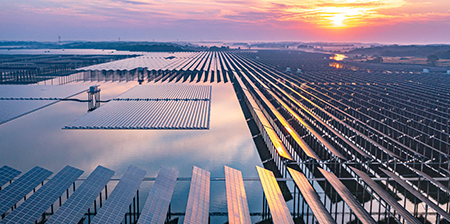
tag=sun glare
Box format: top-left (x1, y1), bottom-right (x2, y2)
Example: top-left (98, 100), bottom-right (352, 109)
top-left (286, 0), bottom-right (406, 28)
top-left (330, 54), bottom-right (347, 61)
top-left (331, 14), bottom-right (346, 27)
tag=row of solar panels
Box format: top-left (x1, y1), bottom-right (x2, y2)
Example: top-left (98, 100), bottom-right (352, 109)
top-left (226, 53), bottom-right (450, 223)
top-left (64, 85), bottom-right (212, 129)
top-left (0, 165), bottom-right (204, 224)
top-left (77, 52), bottom-right (231, 72)
top-left (77, 52), bottom-right (199, 71)
top-left (2, 162), bottom-right (447, 224)
top-left (0, 164), bottom-right (289, 224)
top-left (0, 84), bottom-right (212, 130)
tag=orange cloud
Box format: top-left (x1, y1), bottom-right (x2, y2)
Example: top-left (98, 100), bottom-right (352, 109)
top-left (6, 0), bottom-right (450, 30)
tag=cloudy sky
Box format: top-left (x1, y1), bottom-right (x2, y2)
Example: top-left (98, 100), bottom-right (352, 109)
top-left (1, 0), bottom-right (449, 43)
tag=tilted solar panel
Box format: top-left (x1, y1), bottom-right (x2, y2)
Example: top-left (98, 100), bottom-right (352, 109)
top-left (0, 166), bottom-right (52, 217)
top-left (225, 166), bottom-right (251, 224)
top-left (46, 165), bottom-right (114, 224)
top-left (256, 166), bottom-right (294, 224)
top-left (184, 166), bottom-right (210, 224)
top-left (0, 165), bottom-right (21, 188)
top-left (137, 166), bottom-right (178, 224)
top-left (91, 165), bottom-right (146, 224)
top-left (0, 166), bottom-right (83, 224)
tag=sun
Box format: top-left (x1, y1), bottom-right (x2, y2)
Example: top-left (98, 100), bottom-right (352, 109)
top-left (285, 0), bottom-right (406, 29)
top-left (331, 14), bottom-right (346, 27)
top-left (320, 6), bottom-right (366, 28)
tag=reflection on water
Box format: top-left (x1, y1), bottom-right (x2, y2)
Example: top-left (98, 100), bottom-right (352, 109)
top-left (329, 62), bottom-right (343, 69)
top-left (0, 49), bottom-right (139, 55)
top-left (0, 80), bottom-right (263, 223)
top-left (329, 54), bottom-right (347, 61)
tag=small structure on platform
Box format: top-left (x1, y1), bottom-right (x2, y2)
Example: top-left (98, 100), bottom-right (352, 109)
top-left (297, 68), bottom-right (302, 74)
top-left (286, 67), bottom-right (291, 72)
top-left (423, 68), bottom-right (430, 73)
top-left (87, 85), bottom-right (101, 111)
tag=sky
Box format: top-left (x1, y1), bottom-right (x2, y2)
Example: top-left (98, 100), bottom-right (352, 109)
top-left (1, 0), bottom-right (450, 44)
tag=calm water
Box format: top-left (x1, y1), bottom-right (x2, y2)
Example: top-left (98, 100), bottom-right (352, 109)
top-left (0, 76), bottom-right (265, 223)
top-left (0, 49), bottom-right (139, 55)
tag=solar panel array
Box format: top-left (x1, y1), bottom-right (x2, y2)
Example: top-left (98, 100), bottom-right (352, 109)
top-left (380, 168), bottom-right (450, 222)
top-left (77, 52), bottom-right (199, 71)
top-left (114, 85), bottom-right (211, 100)
top-left (91, 165), bottom-right (146, 224)
top-left (184, 166), bottom-right (210, 224)
top-left (349, 167), bottom-right (421, 224)
top-left (0, 166), bottom-right (83, 224)
top-left (0, 166), bottom-right (52, 216)
top-left (46, 165), bottom-right (115, 224)
top-left (0, 165), bottom-right (21, 187)
top-left (318, 168), bottom-right (376, 224)
top-left (64, 85), bottom-right (211, 129)
top-left (137, 166), bottom-right (178, 224)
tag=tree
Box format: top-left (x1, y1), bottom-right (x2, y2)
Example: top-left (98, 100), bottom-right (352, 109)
top-left (373, 55), bottom-right (383, 63)
top-left (427, 55), bottom-right (439, 66)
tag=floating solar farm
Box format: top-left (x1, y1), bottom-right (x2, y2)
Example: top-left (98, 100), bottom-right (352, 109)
top-left (64, 85), bottom-right (212, 129)
top-left (1, 50), bottom-right (450, 224)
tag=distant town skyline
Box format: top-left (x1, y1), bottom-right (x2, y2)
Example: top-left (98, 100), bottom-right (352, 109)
top-left (1, 0), bottom-right (450, 44)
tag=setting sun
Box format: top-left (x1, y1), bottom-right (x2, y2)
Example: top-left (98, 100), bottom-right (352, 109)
top-left (285, 0), bottom-right (406, 28)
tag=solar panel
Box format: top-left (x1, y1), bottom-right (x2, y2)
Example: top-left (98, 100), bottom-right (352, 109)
top-left (410, 167), bottom-right (450, 195)
top-left (137, 166), bottom-right (178, 224)
top-left (287, 167), bottom-right (335, 224)
top-left (0, 165), bottom-right (83, 224)
top-left (349, 167), bottom-right (420, 224)
top-left (91, 165), bottom-right (146, 224)
top-left (256, 166), bottom-right (294, 224)
top-left (233, 74), bottom-right (293, 161)
top-left (380, 168), bottom-right (450, 222)
top-left (0, 166), bottom-right (52, 217)
top-left (77, 52), bottom-right (198, 71)
top-left (0, 165), bottom-right (21, 188)
top-left (64, 100), bottom-right (211, 129)
top-left (225, 166), bottom-right (251, 224)
top-left (114, 85), bottom-right (211, 100)
top-left (318, 168), bottom-right (376, 224)
top-left (184, 166), bottom-right (210, 224)
top-left (46, 166), bottom-right (115, 224)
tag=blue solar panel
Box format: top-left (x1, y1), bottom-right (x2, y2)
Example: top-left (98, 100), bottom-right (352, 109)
top-left (46, 165), bottom-right (114, 224)
top-left (0, 165), bottom-right (21, 188)
top-left (0, 166), bottom-right (52, 217)
top-left (137, 166), bottom-right (178, 224)
top-left (91, 165), bottom-right (146, 224)
top-left (0, 166), bottom-right (83, 224)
